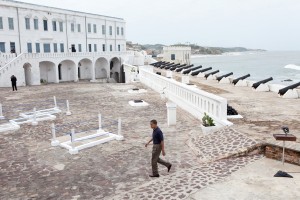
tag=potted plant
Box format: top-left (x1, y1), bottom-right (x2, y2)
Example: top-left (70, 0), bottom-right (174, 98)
top-left (201, 113), bottom-right (219, 134)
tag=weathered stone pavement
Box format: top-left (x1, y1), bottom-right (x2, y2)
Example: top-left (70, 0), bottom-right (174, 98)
top-left (187, 127), bottom-right (260, 162)
top-left (109, 155), bottom-right (263, 200)
top-left (0, 82), bottom-right (264, 199)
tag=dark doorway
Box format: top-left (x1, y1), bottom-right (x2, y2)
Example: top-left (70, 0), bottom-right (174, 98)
top-left (71, 44), bottom-right (76, 52)
top-left (58, 64), bottom-right (62, 80)
top-left (78, 63), bottom-right (81, 79)
top-left (110, 61), bottom-right (114, 70)
top-left (121, 65), bottom-right (125, 83)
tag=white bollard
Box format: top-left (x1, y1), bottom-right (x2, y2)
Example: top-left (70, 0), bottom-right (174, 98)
top-left (97, 113), bottom-right (102, 133)
top-left (69, 128), bottom-right (78, 154)
top-left (31, 107), bottom-right (38, 126)
top-left (0, 104), bottom-right (4, 119)
top-left (166, 102), bottom-right (177, 126)
top-left (66, 100), bottom-right (72, 116)
top-left (51, 123), bottom-right (60, 146)
top-left (116, 118), bottom-right (124, 141)
top-left (71, 128), bottom-right (75, 143)
top-left (53, 96), bottom-right (58, 108)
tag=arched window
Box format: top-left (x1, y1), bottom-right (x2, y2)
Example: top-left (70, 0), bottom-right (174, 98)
top-left (33, 17), bottom-right (39, 30)
top-left (43, 17), bottom-right (48, 31)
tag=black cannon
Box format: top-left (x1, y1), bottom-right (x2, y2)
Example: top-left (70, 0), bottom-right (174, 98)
top-left (176, 65), bottom-right (194, 72)
top-left (161, 63), bottom-right (174, 69)
top-left (232, 74), bottom-right (251, 85)
top-left (173, 64), bottom-right (187, 71)
top-left (204, 70), bottom-right (220, 79)
top-left (183, 64), bottom-right (194, 69)
top-left (216, 72), bottom-right (233, 82)
top-left (160, 62), bottom-right (174, 69)
top-left (182, 65), bottom-right (202, 74)
top-left (165, 63), bottom-right (180, 70)
top-left (278, 82), bottom-right (300, 96)
top-left (156, 72), bottom-right (162, 75)
top-left (191, 67), bottom-right (212, 76)
top-left (169, 64), bottom-right (183, 71)
top-left (252, 77), bottom-right (273, 89)
top-left (151, 61), bottom-right (161, 66)
top-left (154, 61), bottom-right (167, 68)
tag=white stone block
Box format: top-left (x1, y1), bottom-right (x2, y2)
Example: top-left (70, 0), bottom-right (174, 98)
top-left (128, 100), bottom-right (149, 107)
top-left (235, 80), bottom-right (248, 87)
top-left (182, 76), bottom-right (190, 84)
top-left (255, 84), bottom-right (270, 92)
top-left (227, 114), bottom-right (243, 119)
top-left (219, 77), bottom-right (231, 84)
top-left (281, 89), bottom-right (299, 99)
top-left (166, 71), bottom-right (173, 78)
top-left (207, 74), bottom-right (218, 80)
top-left (197, 73), bottom-right (206, 78)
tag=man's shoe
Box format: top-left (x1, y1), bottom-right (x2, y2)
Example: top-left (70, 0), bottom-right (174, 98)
top-left (149, 174), bottom-right (160, 178)
top-left (168, 164), bottom-right (172, 172)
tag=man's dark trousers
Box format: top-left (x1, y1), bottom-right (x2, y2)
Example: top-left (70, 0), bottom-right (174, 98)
top-left (152, 144), bottom-right (171, 176)
top-left (12, 83), bottom-right (17, 91)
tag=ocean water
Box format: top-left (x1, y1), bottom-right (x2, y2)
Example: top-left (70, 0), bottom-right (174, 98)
top-left (191, 51), bottom-right (300, 85)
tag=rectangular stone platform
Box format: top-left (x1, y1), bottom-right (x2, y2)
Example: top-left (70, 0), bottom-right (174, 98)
top-left (19, 107), bottom-right (61, 118)
top-left (0, 123), bottom-right (20, 133)
top-left (54, 129), bottom-right (124, 155)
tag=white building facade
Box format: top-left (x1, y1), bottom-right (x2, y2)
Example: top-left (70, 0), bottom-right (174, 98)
top-left (163, 46), bottom-right (191, 65)
top-left (0, 0), bottom-right (131, 87)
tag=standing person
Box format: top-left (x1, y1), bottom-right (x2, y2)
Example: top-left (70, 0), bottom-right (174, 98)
top-left (11, 75), bottom-right (17, 91)
top-left (145, 120), bottom-right (172, 177)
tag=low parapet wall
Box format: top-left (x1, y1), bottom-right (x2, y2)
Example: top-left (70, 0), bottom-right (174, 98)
top-left (139, 66), bottom-right (232, 126)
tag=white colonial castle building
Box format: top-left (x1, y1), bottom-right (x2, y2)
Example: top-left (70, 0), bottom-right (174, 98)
top-left (0, 0), bottom-right (148, 87)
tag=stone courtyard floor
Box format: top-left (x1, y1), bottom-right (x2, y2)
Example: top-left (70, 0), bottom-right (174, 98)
top-left (0, 80), bottom-right (300, 200)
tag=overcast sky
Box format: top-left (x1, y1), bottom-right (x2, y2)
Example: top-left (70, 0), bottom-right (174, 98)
top-left (16, 0), bottom-right (300, 50)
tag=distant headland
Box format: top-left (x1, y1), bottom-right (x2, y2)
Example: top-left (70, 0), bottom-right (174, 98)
top-left (126, 41), bottom-right (266, 57)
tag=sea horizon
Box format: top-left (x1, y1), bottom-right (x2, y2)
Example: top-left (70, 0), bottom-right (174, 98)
top-left (191, 50), bottom-right (300, 85)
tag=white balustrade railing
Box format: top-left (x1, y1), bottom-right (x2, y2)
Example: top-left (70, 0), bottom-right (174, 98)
top-left (0, 53), bottom-right (25, 74)
top-left (0, 51), bottom-right (134, 76)
top-left (23, 51), bottom-right (133, 59)
top-left (139, 68), bottom-right (231, 125)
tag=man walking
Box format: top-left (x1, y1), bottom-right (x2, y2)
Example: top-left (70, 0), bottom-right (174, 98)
top-left (145, 120), bottom-right (172, 177)
top-left (11, 75), bottom-right (17, 91)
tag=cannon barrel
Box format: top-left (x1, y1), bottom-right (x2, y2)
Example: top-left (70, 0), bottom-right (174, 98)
top-left (204, 70), bottom-right (220, 79)
top-left (163, 63), bottom-right (176, 69)
top-left (174, 64), bottom-right (187, 72)
top-left (216, 72), bottom-right (233, 82)
top-left (169, 64), bottom-right (182, 70)
top-left (182, 65), bottom-right (202, 74)
top-left (232, 74), bottom-right (251, 85)
top-left (155, 61), bottom-right (167, 68)
top-left (182, 64), bottom-right (194, 69)
top-left (166, 63), bottom-right (180, 70)
top-left (150, 61), bottom-right (159, 66)
top-left (278, 82), bottom-right (300, 96)
top-left (160, 62), bottom-right (174, 69)
top-left (252, 77), bottom-right (273, 89)
top-left (191, 67), bottom-right (212, 76)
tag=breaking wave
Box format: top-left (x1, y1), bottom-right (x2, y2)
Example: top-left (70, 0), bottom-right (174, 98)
top-left (284, 64), bottom-right (300, 71)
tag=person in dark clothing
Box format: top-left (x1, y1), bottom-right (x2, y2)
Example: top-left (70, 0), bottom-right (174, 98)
top-left (145, 120), bottom-right (172, 177)
top-left (11, 75), bottom-right (17, 91)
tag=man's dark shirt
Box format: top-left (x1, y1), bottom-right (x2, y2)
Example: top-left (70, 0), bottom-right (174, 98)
top-left (152, 127), bottom-right (164, 144)
top-left (11, 77), bottom-right (17, 84)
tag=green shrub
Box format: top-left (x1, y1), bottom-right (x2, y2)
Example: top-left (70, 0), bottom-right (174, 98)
top-left (202, 113), bottom-right (215, 127)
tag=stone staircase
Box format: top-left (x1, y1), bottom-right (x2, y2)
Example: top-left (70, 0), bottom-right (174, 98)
top-left (0, 53), bottom-right (26, 87)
